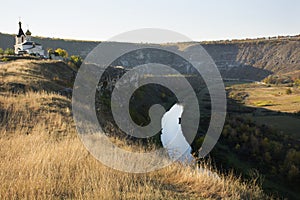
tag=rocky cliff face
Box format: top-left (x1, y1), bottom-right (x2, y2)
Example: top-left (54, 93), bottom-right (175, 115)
top-left (202, 43), bottom-right (271, 81)
top-left (202, 39), bottom-right (300, 80)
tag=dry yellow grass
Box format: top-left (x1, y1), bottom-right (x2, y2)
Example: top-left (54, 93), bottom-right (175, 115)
top-left (0, 59), bottom-right (75, 92)
top-left (0, 91), bottom-right (269, 200)
top-left (0, 60), bottom-right (269, 199)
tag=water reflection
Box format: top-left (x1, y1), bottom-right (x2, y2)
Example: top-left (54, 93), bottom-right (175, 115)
top-left (161, 104), bottom-right (194, 163)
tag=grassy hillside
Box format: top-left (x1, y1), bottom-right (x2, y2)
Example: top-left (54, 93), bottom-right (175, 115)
top-left (0, 60), bottom-right (268, 199)
top-left (0, 60), bottom-right (76, 92)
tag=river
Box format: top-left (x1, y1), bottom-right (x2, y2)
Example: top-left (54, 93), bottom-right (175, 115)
top-left (161, 104), bottom-right (194, 163)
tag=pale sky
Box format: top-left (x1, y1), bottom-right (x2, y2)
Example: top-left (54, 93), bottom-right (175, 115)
top-left (0, 0), bottom-right (299, 41)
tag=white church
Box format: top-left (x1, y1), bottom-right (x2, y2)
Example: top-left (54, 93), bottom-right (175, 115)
top-left (14, 21), bottom-right (44, 56)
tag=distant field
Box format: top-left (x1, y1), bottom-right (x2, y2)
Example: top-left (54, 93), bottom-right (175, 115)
top-left (228, 83), bottom-right (300, 139)
top-left (229, 83), bottom-right (300, 113)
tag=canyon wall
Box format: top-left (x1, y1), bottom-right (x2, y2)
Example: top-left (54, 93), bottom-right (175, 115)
top-left (1, 33), bottom-right (299, 80)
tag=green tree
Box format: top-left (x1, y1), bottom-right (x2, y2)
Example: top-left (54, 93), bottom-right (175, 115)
top-left (55, 48), bottom-right (68, 58)
top-left (235, 143), bottom-right (241, 151)
top-left (241, 133), bottom-right (249, 143)
top-left (4, 48), bottom-right (14, 55)
top-left (250, 135), bottom-right (259, 155)
top-left (70, 55), bottom-right (83, 68)
top-left (47, 48), bottom-right (54, 55)
top-left (0, 48), bottom-right (4, 55)
top-left (287, 164), bottom-right (299, 182)
top-left (264, 152), bottom-right (272, 163)
top-left (285, 149), bottom-right (300, 165)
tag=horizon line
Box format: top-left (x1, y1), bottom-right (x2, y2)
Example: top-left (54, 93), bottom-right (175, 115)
top-left (0, 31), bottom-right (299, 43)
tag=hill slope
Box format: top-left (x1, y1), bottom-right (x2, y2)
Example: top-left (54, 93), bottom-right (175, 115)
top-left (0, 59), bottom-right (75, 93)
top-left (0, 60), bottom-right (269, 199)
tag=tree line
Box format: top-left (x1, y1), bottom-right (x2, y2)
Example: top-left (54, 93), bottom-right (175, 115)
top-left (0, 48), bottom-right (14, 55)
top-left (47, 48), bottom-right (83, 69)
top-left (0, 47), bottom-right (83, 69)
top-left (209, 115), bottom-right (300, 194)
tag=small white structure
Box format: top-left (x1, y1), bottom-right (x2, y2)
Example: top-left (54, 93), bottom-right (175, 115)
top-left (14, 21), bottom-right (44, 56)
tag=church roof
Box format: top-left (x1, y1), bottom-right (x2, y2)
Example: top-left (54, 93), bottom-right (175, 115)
top-left (17, 21), bottom-right (25, 37)
top-left (23, 41), bottom-right (41, 46)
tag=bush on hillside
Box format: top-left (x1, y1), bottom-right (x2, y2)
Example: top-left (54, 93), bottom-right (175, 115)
top-left (263, 75), bottom-right (293, 85)
top-left (4, 48), bottom-right (14, 55)
top-left (1, 57), bottom-right (9, 62)
top-left (295, 79), bottom-right (300, 87)
top-left (55, 48), bottom-right (68, 58)
top-left (69, 55), bottom-right (83, 68)
top-left (286, 88), bottom-right (292, 95)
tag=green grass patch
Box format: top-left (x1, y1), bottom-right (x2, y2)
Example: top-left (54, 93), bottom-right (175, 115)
top-left (253, 100), bottom-right (274, 107)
